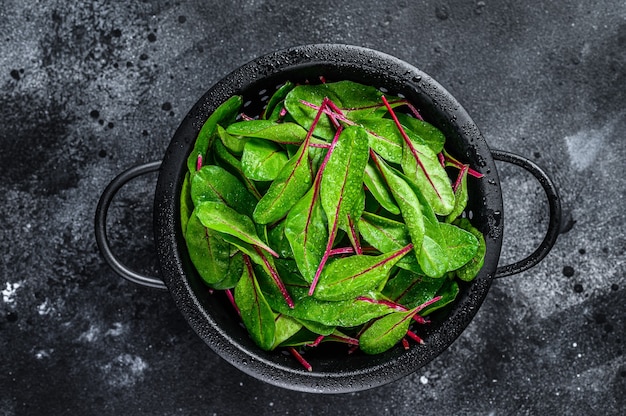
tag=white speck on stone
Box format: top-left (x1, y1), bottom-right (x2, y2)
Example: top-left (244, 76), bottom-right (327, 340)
top-left (2, 282), bottom-right (22, 304)
top-left (105, 322), bottom-right (125, 337)
top-left (572, 342), bottom-right (577, 348)
top-left (35, 349), bottom-right (53, 360)
top-left (565, 124), bottom-right (613, 171)
top-left (419, 375), bottom-right (428, 385)
top-left (101, 354), bottom-right (148, 387)
top-left (78, 325), bottom-right (100, 343)
top-left (37, 299), bottom-right (52, 316)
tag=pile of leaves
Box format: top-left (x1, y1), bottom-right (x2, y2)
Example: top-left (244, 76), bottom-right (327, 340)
top-left (179, 80), bottom-right (485, 370)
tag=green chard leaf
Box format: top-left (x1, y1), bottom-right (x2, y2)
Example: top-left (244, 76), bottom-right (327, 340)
top-left (359, 307), bottom-right (419, 355)
top-left (284, 186), bottom-right (328, 283)
top-left (180, 171), bottom-right (194, 237)
top-left (358, 212), bottom-right (422, 273)
top-left (395, 113), bottom-right (446, 154)
top-left (313, 244), bottom-right (413, 301)
top-left (363, 161), bottom-right (400, 215)
top-left (191, 165), bottom-right (258, 218)
top-left (187, 95), bottom-right (242, 174)
top-left (453, 218), bottom-right (486, 281)
top-left (253, 134), bottom-right (313, 225)
top-left (382, 269), bottom-right (445, 309)
top-left (218, 124), bottom-right (248, 155)
top-left (226, 120), bottom-right (310, 146)
top-left (284, 81), bottom-right (403, 140)
top-left (185, 211), bottom-right (243, 288)
top-left (195, 201), bottom-right (278, 258)
top-left (241, 138), bottom-right (289, 181)
top-left (272, 314), bottom-right (303, 349)
top-left (235, 256), bottom-right (276, 351)
top-left (213, 139), bottom-right (262, 200)
top-left (439, 222), bottom-right (479, 271)
top-left (400, 134), bottom-right (455, 216)
top-left (263, 80), bottom-right (295, 120)
top-left (320, 126), bottom-right (370, 233)
top-left (445, 165), bottom-right (469, 223)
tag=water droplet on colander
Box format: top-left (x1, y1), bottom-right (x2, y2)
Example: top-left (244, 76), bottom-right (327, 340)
top-left (412, 75), bottom-right (422, 83)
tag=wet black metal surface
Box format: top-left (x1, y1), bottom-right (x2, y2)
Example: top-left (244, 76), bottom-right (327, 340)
top-left (1, 1), bottom-right (625, 414)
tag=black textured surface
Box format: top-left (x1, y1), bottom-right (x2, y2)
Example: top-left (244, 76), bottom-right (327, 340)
top-left (1, 1), bottom-right (625, 414)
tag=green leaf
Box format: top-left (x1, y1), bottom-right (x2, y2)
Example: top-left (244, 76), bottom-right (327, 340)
top-left (185, 211), bottom-right (242, 287)
top-left (235, 258), bottom-right (276, 351)
top-left (213, 139), bottom-right (262, 200)
top-left (320, 126), bottom-right (370, 232)
top-left (439, 222), bottom-right (479, 271)
top-left (253, 137), bottom-right (313, 224)
top-left (187, 95), bottom-right (242, 174)
top-left (313, 245), bottom-right (412, 301)
top-left (359, 308), bottom-right (418, 355)
top-left (263, 80), bottom-right (295, 120)
top-left (382, 269), bottom-right (445, 309)
top-left (180, 171), bottom-right (194, 237)
top-left (395, 113), bottom-right (446, 154)
top-left (363, 161), bottom-right (400, 215)
top-left (241, 138), bottom-right (289, 181)
top-left (191, 165), bottom-right (258, 218)
top-left (285, 81), bottom-right (401, 140)
top-left (454, 218), bottom-right (486, 281)
top-left (421, 279), bottom-right (460, 316)
top-left (272, 314), bottom-right (303, 349)
top-left (226, 120), bottom-right (310, 146)
top-left (445, 166), bottom-right (469, 223)
top-left (400, 133), bottom-right (455, 216)
top-left (358, 212), bottom-right (421, 273)
top-left (284, 186), bottom-right (328, 282)
top-left (195, 201), bottom-right (278, 257)
top-left (217, 124), bottom-right (247, 155)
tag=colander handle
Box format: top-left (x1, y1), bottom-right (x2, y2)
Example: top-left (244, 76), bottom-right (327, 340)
top-left (95, 161), bottom-right (168, 290)
top-left (491, 150), bottom-right (562, 278)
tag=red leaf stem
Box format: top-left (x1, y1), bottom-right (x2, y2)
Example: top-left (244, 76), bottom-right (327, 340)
top-left (328, 247), bottom-right (355, 256)
top-left (252, 247), bottom-right (294, 308)
top-left (381, 95), bottom-right (442, 200)
top-left (196, 154), bottom-right (203, 171)
top-left (306, 335), bottom-right (326, 347)
top-left (452, 164), bottom-right (469, 193)
top-left (406, 330), bottom-right (424, 345)
top-left (225, 288), bottom-right (240, 317)
top-left (402, 337), bottom-right (410, 350)
top-left (288, 347), bottom-right (312, 372)
top-left (355, 296), bottom-right (408, 312)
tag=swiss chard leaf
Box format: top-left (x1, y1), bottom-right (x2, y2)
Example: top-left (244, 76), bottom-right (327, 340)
top-left (263, 80), bottom-right (295, 120)
top-left (453, 218), bottom-right (486, 281)
top-left (272, 314), bottom-right (303, 350)
top-left (382, 269), bottom-right (445, 309)
top-left (253, 135), bottom-right (313, 224)
top-left (180, 171), bottom-right (194, 237)
top-left (241, 138), bottom-right (289, 181)
top-left (195, 201), bottom-right (278, 257)
top-left (313, 244), bottom-right (413, 301)
top-left (445, 165), bottom-right (469, 223)
top-left (439, 222), bottom-right (479, 271)
top-left (213, 139), bottom-right (262, 200)
top-left (191, 164), bottom-right (258, 218)
top-left (395, 113), bottom-right (446, 154)
top-left (359, 307), bottom-right (419, 355)
top-left (187, 95), bottom-right (242, 174)
top-left (185, 211), bottom-right (242, 287)
top-left (226, 120), bottom-right (310, 146)
top-left (235, 256), bottom-right (276, 351)
top-left (363, 161), bottom-right (400, 215)
top-left (284, 81), bottom-right (402, 140)
top-left (284, 186), bottom-right (328, 283)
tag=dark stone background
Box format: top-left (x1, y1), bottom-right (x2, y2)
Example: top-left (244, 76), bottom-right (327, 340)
top-left (1, 1), bottom-right (624, 414)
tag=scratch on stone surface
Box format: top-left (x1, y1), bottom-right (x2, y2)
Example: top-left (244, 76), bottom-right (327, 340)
top-left (564, 123), bottom-right (614, 171)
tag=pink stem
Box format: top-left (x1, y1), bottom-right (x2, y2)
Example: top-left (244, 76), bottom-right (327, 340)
top-left (252, 247), bottom-right (294, 308)
top-left (196, 154), bottom-right (203, 171)
top-left (347, 214), bottom-right (363, 255)
top-left (225, 288), bottom-right (240, 317)
top-left (307, 335), bottom-right (325, 347)
top-left (356, 296), bottom-right (408, 312)
top-left (452, 164), bottom-right (469, 193)
top-left (328, 247), bottom-right (355, 256)
top-left (288, 347), bottom-right (312, 372)
top-left (406, 330), bottom-right (424, 345)
top-left (402, 337), bottom-right (410, 350)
